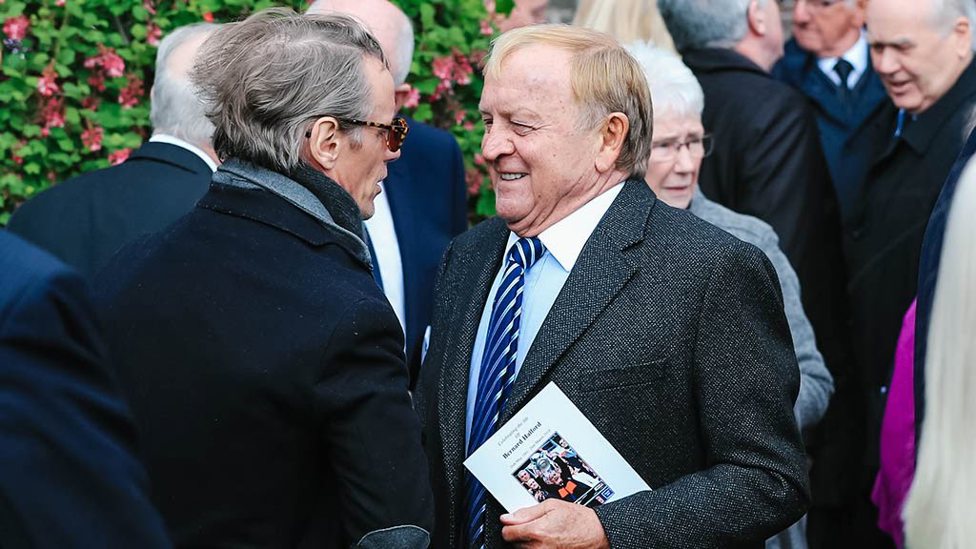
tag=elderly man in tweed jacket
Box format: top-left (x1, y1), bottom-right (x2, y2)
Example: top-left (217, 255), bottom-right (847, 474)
top-left (414, 25), bottom-right (809, 549)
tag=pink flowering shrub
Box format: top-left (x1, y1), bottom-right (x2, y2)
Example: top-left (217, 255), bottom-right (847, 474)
top-left (1, 0), bottom-right (506, 224)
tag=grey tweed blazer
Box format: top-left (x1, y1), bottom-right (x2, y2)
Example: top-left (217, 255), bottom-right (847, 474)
top-left (414, 179), bottom-right (810, 548)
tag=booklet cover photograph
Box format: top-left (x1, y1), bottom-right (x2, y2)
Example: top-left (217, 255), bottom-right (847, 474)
top-left (511, 432), bottom-right (614, 507)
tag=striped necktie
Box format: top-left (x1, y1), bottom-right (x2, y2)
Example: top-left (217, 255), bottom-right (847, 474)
top-left (464, 236), bottom-right (546, 548)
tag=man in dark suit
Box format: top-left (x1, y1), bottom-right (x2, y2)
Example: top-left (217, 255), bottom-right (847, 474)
top-left (92, 11), bottom-right (431, 547)
top-left (773, 0), bottom-right (889, 215)
top-left (7, 23), bottom-right (218, 278)
top-left (844, 0), bottom-right (976, 544)
top-left (307, 0), bottom-right (468, 363)
top-left (415, 25), bottom-right (808, 548)
top-left (0, 231), bottom-right (170, 549)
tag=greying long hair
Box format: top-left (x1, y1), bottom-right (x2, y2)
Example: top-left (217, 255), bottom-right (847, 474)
top-left (150, 23), bottom-right (218, 146)
top-left (191, 9), bottom-right (388, 173)
top-left (657, 0), bottom-right (766, 51)
top-left (903, 156), bottom-right (976, 548)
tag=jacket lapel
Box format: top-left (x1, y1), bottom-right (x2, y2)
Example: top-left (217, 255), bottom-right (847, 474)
top-left (500, 180), bottom-right (654, 421)
top-left (434, 219), bottom-right (508, 545)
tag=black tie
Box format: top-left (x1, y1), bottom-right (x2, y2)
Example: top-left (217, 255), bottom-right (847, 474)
top-left (834, 58), bottom-right (854, 104)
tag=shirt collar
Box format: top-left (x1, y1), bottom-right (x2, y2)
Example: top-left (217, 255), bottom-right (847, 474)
top-left (504, 182), bottom-right (626, 273)
top-left (149, 133), bottom-right (218, 172)
top-left (817, 32), bottom-right (868, 87)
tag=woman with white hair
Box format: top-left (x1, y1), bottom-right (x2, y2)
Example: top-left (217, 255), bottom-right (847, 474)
top-left (626, 41), bottom-right (835, 549)
top-left (902, 159), bottom-right (976, 548)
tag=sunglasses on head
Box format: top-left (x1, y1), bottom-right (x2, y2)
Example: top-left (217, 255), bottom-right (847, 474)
top-left (305, 116), bottom-right (409, 153)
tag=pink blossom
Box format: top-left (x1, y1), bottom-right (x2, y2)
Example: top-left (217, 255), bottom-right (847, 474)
top-left (81, 96), bottom-right (100, 110)
top-left (202, 11), bottom-right (214, 23)
top-left (118, 73), bottom-right (144, 108)
top-left (55, 0), bottom-right (65, 6)
top-left (37, 67), bottom-right (59, 97)
top-left (40, 99), bottom-right (65, 137)
top-left (142, 0), bottom-right (156, 15)
top-left (463, 120), bottom-right (474, 131)
top-left (108, 148), bottom-right (132, 165)
top-left (101, 50), bottom-right (125, 77)
top-left (454, 56), bottom-right (473, 86)
top-left (84, 47), bottom-right (125, 79)
top-left (402, 85), bottom-right (420, 109)
top-left (3, 15), bottom-right (29, 41)
top-left (87, 73), bottom-right (106, 92)
top-left (11, 141), bottom-right (26, 166)
top-left (465, 168), bottom-right (483, 197)
top-left (81, 126), bottom-right (104, 152)
top-left (480, 19), bottom-right (494, 36)
top-left (146, 21), bottom-right (162, 46)
top-left (432, 56), bottom-right (455, 81)
top-left (454, 109), bottom-right (466, 125)
top-left (474, 153), bottom-right (486, 166)
top-left (431, 80), bottom-right (452, 101)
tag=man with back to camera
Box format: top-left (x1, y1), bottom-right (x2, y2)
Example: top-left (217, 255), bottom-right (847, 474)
top-left (7, 24), bottom-right (218, 277)
top-left (92, 10), bottom-right (432, 547)
top-left (414, 23), bottom-right (808, 548)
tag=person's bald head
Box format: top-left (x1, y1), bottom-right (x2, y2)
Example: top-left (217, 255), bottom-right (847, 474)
top-left (307, 0), bottom-right (414, 86)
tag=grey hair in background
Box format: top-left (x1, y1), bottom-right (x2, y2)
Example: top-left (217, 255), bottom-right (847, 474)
top-left (306, 0), bottom-right (415, 86)
top-left (150, 23), bottom-right (218, 146)
top-left (190, 9), bottom-right (388, 173)
top-left (930, 0), bottom-right (976, 49)
top-left (657, 0), bottom-right (764, 51)
top-left (625, 41), bottom-right (704, 119)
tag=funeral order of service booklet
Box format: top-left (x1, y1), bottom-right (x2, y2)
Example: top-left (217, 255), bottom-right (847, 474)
top-left (464, 382), bottom-right (651, 512)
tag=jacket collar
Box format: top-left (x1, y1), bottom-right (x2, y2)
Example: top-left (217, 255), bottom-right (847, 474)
top-left (898, 58), bottom-right (976, 157)
top-left (682, 47), bottom-right (768, 78)
top-left (128, 141), bottom-right (213, 175)
top-left (204, 158), bottom-right (371, 267)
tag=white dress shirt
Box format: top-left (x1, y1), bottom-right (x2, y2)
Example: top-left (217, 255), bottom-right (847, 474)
top-left (463, 182), bottom-right (625, 448)
top-left (148, 134), bottom-right (218, 172)
top-left (817, 33), bottom-right (869, 89)
top-left (364, 182), bottom-right (407, 337)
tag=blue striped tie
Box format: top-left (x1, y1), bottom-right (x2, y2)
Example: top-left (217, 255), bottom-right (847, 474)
top-left (464, 236), bottom-right (546, 548)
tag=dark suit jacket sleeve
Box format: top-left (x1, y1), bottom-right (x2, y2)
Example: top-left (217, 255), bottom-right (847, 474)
top-left (314, 295), bottom-right (434, 545)
top-left (0, 263), bottom-right (170, 548)
top-left (594, 244), bottom-right (810, 547)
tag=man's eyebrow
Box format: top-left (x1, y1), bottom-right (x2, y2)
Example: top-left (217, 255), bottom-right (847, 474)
top-left (868, 36), bottom-right (916, 48)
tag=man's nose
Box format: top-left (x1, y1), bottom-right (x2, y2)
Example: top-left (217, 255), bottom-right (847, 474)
top-left (674, 146), bottom-right (697, 173)
top-left (793, 0), bottom-right (811, 23)
top-left (873, 47), bottom-right (899, 76)
top-left (481, 129), bottom-right (514, 160)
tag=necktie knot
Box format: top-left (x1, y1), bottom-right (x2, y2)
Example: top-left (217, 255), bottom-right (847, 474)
top-left (834, 58), bottom-right (854, 90)
top-left (508, 237), bottom-right (546, 270)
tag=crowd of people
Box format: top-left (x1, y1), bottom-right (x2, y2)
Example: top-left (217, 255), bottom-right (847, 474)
top-left (1, 0), bottom-right (974, 548)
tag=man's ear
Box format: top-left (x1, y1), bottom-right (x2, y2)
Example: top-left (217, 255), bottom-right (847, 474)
top-left (952, 16), bottom-right (973, 58)
top-left (746, 0), bottom-right (767, 37)
top-left (595, 113), bottom-right (629, 173)
top-left (393, 83), bottom-right (412, 112)
top-left (307, 117), bottom-right (341, 171)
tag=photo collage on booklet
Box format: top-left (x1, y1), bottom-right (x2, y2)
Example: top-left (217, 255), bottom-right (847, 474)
top-left (510, 432), bottom-right (614, 507)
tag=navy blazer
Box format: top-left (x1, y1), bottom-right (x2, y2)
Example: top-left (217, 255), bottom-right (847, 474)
top-left (0, 231), bottom-right (169, 549)
top-left (383, 117), bottom-right (468, 361)
top-left (7, 141), bottom-right (212, 277)
top-left (774, 39), bottom-right (889, 216)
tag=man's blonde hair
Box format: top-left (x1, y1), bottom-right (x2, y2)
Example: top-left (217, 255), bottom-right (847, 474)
top-left (483, 24), bottom-right (653, 180)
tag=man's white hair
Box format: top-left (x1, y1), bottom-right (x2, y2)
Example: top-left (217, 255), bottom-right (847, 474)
top-left (931, 0), bottom-right (976, 50)
top-left (625, 41), bottom-right (704, 119)
top-left (150, 23), bottom-right (218, 146)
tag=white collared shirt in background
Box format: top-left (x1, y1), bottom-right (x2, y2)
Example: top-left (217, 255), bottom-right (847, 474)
top-left (364, 182), bottom-right (407, 338)
top-left (149, 133), bottom-right (218, 173)
top-left (817, 33), bottom-right (869, 89)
